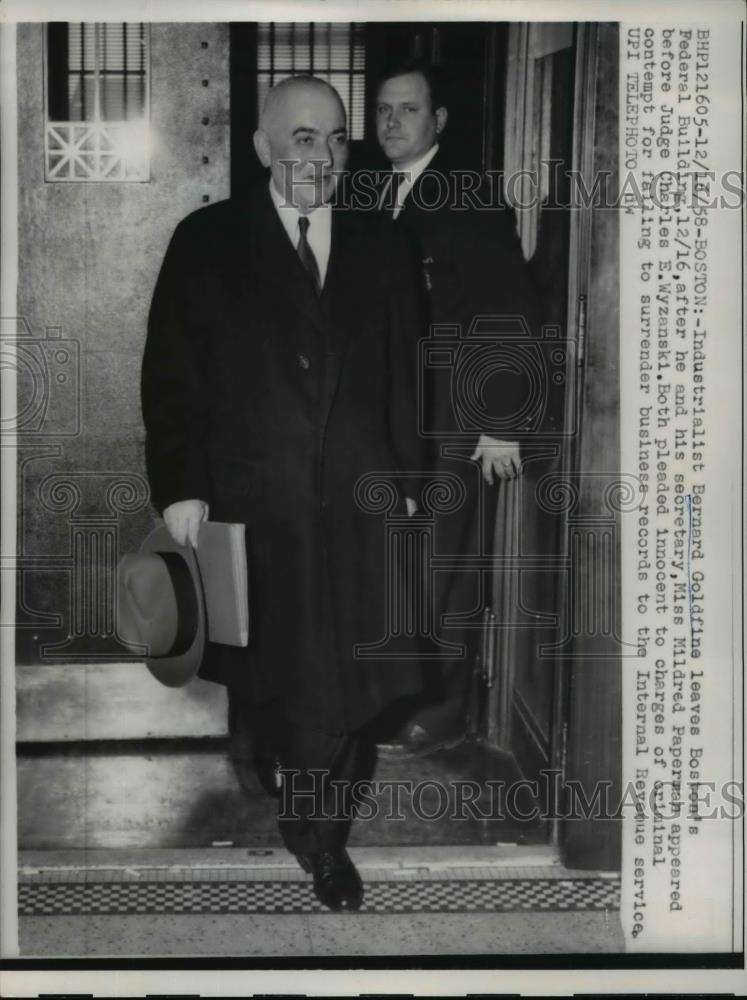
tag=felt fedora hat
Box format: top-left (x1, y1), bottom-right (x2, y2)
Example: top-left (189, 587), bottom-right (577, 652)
top-left (117, 521), bottom-right (205, 687)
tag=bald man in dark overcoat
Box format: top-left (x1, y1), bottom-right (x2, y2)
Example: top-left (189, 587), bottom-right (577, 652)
top-left (142, 77), bottom-right (424, 910)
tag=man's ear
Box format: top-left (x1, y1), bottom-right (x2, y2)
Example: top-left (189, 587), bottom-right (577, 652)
top-left (435, 106), bottom-right (448, 136)
top-left (253, 129), bottom-right (271, 168)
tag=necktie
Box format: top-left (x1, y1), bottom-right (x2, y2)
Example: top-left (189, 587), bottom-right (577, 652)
top-left (380, 171), bottom-right (406, 217)
top-left (297, 216), bottom-right (321, 294)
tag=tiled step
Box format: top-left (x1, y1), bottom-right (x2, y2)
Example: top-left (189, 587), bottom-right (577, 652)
top-left (18, 874), bottom-right (620, 916)
top-left (16, 849), bottom-right (625, 959)
top-left (19, 844), bottom-right (562, 875)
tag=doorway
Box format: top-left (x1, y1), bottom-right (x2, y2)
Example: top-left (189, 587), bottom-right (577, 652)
top-left (14, 20), bottom-right (621, 872)
top-left (226, 20), bottom-right (582, 854)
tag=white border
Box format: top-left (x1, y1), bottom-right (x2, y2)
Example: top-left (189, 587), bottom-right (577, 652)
top-left (1, 0), bottom-right (745, 995)
top-left (0, 20), bottom-right (20, 961)
top-left (0, 0), bottom-right (745, 26)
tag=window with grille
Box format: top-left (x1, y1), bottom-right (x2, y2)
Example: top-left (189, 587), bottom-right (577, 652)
top-left (45, 23), bottom-right (150, 181)
top-left (257, 23), bottom-right (366, 140)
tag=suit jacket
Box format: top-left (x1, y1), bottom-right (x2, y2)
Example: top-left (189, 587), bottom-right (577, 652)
top-left (387, 148), bottom-right (543, 447)
top-left (142, 183), bottom-right (425, 734)
top-left (376, 151), bottom-right (546, 641)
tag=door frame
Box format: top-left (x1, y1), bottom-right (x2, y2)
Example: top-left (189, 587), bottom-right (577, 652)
top-left (556, 21), bottom-right (622, 871)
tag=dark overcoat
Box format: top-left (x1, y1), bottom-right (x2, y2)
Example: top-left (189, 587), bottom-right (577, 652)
top-left (142, 183), bottom-right (425, 735)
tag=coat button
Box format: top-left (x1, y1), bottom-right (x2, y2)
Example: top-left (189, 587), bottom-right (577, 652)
top-left (298, 354), bottom-right (310, 370)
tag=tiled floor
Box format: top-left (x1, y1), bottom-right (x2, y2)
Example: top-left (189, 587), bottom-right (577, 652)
top-left (16, 847), bottom-right (625, 957)
top-left (16, 736), bottom-right (624, 956)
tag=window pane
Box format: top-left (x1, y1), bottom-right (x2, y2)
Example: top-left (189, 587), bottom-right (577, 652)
top-left (328, 25), bottom-right (352, 70)
top-left (45, 22), bottom-right (150, 181)
top-left (48, 23), bottom-right (148, 123)
top-left (257, 75), bottom-right (271, 115)
top-left (257, 23), bottom-right (272, 70)
top-left (67, 21), bottom-right (95, 72)
top-left (291, 23), bottom-right (311, 69)
top-left (351, 25), bottom-right (365, 71)
top-left (256, 22), bottom-right (366, 140)
top-left (312, 23), bottom-right (331, 71)
top-left (349, 76), bottom-right (365, 141)
top-left (101, 24), bottom-right (126, 71)
top-left (66, 75), bottom-right (96, 121)
top-left (272, 23), bottom-right (294, 70)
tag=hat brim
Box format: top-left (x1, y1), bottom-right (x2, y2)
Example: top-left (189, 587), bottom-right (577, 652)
top-left (136, 521), bottom-right (206, 688)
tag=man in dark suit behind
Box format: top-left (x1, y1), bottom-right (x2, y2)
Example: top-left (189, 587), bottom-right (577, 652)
top-left (142, 76), bottom-right (423, 910)
top-left (374, 59), bottom-right (542, 751)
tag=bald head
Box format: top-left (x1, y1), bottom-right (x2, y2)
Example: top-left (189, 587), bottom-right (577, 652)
top-left (260, 75), bottom-right (344, 133)
top-left (253, 76), bottom-right (349, 214)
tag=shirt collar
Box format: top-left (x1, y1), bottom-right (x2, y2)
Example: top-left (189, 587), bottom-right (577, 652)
top-left (268, 178), bottom-right (333, 285)
top-left (268, 178), bottom-right (332, 239)
top-left (393, 143), bottom-right (440, 187)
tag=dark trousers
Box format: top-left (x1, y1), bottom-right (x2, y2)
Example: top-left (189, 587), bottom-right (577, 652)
top-left (277, 724), bottom-right (360, 855)
top-left (229, 688), bottom-right (374, 856)
top-left (402, 448), bottom-right (495, 739)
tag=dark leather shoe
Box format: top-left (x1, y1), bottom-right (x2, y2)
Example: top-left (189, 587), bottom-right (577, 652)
top-left (296, 849), bottom-right (363, 911)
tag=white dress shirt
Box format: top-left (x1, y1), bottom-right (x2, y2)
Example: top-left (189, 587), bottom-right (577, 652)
top-left (269, 180), bottom-right (332, 286)
top-left (384, 143), bottom-right (440, 220)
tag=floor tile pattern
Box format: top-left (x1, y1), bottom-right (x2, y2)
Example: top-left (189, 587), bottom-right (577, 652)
top-left (19, 876), bottom-right (620, 916)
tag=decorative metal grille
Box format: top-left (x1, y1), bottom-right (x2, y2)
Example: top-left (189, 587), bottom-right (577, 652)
top-left (45, 121), bottom-right (150, 181)
top-left (257, 23), bottom-right (366, 140)
top-left (45, 23), bottom-right (150, 181)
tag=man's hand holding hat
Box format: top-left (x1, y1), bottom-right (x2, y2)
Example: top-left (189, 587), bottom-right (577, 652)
top-left (163, 499), bottom-right (209, 548)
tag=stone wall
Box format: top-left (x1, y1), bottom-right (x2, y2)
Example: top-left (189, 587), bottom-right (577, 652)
top-left (16, 22), bottom-right (230, 666)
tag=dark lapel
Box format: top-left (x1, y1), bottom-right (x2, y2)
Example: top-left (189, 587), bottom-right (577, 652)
top-left (238, 185), bottom-right (366, 423)
top-left (319, 208), bottom-right (358, 363)
top-left (316, 207), bottom-right (370, 419)
top-left (399, 146), bottom-right (449, 222)
top-left (245, 182), bottom-right (329, 335)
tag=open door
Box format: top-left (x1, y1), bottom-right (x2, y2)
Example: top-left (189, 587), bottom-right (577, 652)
top-left (559, 23), bottom-right (622, 871)
top-left (474, 23), bottom-right (577, 833)
top-left (480, 23), bottom-right (622, 870)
